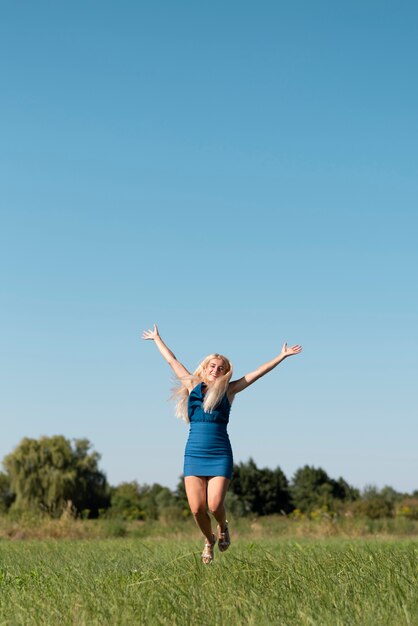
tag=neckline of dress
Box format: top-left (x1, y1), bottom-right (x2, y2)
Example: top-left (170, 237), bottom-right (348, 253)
top-left (191, 382), bottom-right (231, 410)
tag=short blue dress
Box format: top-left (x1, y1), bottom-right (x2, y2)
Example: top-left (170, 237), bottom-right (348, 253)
top-left (184, 382), bottom-right (233, 479)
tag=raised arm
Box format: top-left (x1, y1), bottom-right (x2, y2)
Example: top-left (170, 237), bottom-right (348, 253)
top-left (142, 324), bottom-right (193, 389)
top-left (228, 342), bottom-right (302, 401)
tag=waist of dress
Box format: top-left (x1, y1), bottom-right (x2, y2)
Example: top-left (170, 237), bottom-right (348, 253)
top-left (188, 419), bottom-right (228, 429)
top-left (186, 422), bottom-right (230, 445)
top-left (185, 421), bottom-right (232, 456)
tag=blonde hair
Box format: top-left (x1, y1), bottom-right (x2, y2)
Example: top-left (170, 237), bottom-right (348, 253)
top-left (173, 354), bottom-right (233, 423)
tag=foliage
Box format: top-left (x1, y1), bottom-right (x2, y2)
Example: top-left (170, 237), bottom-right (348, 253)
top-left (395, 498), bottom-right (418, 520)
top-left (109, 482), bottom-right (144, 520)
top-left (230, 458), bottom-right (292, 515)
top-left (174, 476), bottom-right (190, 515)
top-left (110, 481), bottom-right (179, 521)
top-left (290, 465), bottom-right (359, 513)
top-left (3, 436), bottom-right (109, 517)
top-left (2, 437), bottom-right (417, 524)
top-left (0, 472), bottom-right (15, 513)
top-left (349, 485), bottom-right (398, 519)
top-left (224, 490), bottom-right (248, 517)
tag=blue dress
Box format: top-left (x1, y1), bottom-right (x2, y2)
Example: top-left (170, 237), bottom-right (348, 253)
top-left (184, 382), bottom-right (233, 479)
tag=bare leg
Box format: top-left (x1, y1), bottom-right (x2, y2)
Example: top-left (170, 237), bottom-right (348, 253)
top-left (184, 476), bottom-right (214, 543)
top-left (207, 476), bottom-right (230, 534)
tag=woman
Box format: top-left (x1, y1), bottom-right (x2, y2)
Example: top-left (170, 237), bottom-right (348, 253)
top-left (142, 324), bottom-right (302, 563)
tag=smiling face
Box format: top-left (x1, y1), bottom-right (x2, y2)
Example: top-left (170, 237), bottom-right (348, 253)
top-left (204, 357), bottom-right (227, 383)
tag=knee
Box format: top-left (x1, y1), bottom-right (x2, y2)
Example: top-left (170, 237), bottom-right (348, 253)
top-left (208, 501), bottom-right (224, 516)
top-left (190, 504), bottom-right (207, 518)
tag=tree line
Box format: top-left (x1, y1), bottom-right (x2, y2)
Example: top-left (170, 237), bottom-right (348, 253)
top-left (1, 435), bottom-right (418, 521)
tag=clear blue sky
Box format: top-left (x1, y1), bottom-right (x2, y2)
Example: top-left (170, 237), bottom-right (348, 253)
top-left (1, 1), bottom-right (417, 493)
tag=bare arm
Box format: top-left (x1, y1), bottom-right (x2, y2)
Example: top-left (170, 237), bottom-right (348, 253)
top-left (228, 342), bottom-right (302, 401)
top-left (142, 324), bottom-right (193, 390)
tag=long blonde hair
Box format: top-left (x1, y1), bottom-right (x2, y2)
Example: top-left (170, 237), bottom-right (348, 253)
top-left (173, 353), bottom-right (233, 423)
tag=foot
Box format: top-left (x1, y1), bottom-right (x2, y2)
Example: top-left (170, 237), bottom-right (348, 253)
top-left (218, 520), bottom-right (231, 552)
top-left (201, 534), bottom-right (216, 564)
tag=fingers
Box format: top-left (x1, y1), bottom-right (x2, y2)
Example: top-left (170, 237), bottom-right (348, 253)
top-left (281, 342), bottom-right (302, 355)
top-left (142, 324), bottom-right (159, 340)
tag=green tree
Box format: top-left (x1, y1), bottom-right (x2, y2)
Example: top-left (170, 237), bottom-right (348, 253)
top-left (110, 481), bottom-right (144, 520)
top-left (291, 465), bottom-right (358, 513)
top-left (0, 471), bottom-right (15, 513)
top-left (110, 482), bottom-right (179, 520)
top-left (334, 477), bottom-right (360, 502)
top-left (70, 438), bottom-right (109, 517)
top-left (351, 485), bottom-right (396, 519)
top-left (3, 436), bottom-right (109, 517)
top-left (380, 485), bottom-right (402, 506)
top-left (175, 476), bottom-right (191, 517)
top-left (230, 458), bottom-right (292, 516)
top-left (154, 485), bottom-right (177, 511)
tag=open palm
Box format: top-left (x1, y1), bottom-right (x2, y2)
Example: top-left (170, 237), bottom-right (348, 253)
top-left (142, 324), bottom-right (159, 340)
top-left (281, 342), bottom-right (302, 357)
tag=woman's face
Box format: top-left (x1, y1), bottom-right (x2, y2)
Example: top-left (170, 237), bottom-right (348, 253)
top-left (205, 358), bottom-right (226, 383)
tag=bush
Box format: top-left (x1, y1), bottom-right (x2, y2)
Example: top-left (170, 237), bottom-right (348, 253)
top-left (350, 497), bottom-right (394, 520)
top-left (109, 482), bottom-right (184, 521)
top-left (396, 498), bottom-right (418, 520)
top-left (290, 466), bottom-right (359, 513)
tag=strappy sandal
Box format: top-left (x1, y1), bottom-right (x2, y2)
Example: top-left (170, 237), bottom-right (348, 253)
top-left (201, 534), bottom-right (216, 564)
top-left (218, 520), bottom-right (231, 552)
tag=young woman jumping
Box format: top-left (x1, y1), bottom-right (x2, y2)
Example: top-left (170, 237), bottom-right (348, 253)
top-left (142, 324), bottom-right (302, 564)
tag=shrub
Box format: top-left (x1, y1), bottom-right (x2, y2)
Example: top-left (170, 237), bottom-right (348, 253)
top-left (396, 498), bottom-right (418, 520)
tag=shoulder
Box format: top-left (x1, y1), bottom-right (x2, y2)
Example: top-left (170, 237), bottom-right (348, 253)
top-left (189, 381), bottom-right (203, 396)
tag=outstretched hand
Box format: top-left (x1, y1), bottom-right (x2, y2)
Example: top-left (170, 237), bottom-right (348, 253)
top-left (280, 342), bottom-right (302, 358)
top-left (142, 324), bottom-right (159, 341)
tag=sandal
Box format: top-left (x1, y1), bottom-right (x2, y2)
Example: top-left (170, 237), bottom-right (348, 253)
top-left (201, 534), bottom-right (216, 564)
top-left (218, 520), bottom-right (231, 552)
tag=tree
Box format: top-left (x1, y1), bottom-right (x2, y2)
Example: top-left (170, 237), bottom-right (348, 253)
top-left (334, 477), bottom-right (360, 502)
top-left (175, 476), bottom-right (189, 508)
top-left (351, 485), bottom-right (396, 519)
top-left (110, 481), bottom-right (144, 520)
top-left (0, 471), bottom-right (15, 513)
top-left (290, 465), bottom-right (358, 513)
top-left (70, 438), bottom-right (110, 516)
top-left (3, 436), bottom-right (109, 517)
top-left (230, 458), bottom-right (292, 516)
top-left (110, 482), bottom-right (179, 520)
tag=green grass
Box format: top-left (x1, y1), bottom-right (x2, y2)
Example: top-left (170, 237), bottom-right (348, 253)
top-left (1, 536), bottom-right (418, 625)
top-left (3, 512), bottom-right (418, 542)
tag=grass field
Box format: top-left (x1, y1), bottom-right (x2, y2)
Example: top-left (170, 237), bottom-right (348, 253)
top-left (1, 532), bottom-right (418, 625)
